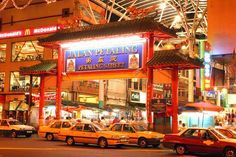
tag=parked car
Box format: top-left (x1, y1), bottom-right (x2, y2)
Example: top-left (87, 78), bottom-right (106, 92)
top-left (0, 119), bottom-right (36, 138)
top-left (163, 127), bottom-right (236, 157)
top-left (38, 119), bottom-right (76, 141)
top-left (58, 122), bottom-right (129, 148)
top-left (109, 123), bottom-right (164, 148)
top-left (215, 128), bottom-right (236, 139)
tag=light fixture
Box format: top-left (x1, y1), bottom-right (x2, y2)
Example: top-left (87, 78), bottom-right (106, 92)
top-left (159, 2), bottom-right (166, 10)
top-left (61, 35), bottom-right (146, 49)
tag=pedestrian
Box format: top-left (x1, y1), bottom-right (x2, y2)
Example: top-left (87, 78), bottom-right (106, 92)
top-left (100, 117), bottom-right (106, 127)
top-left (112, 117), bottom-right (119, 124)
top-left (120, 117), bottom-right (126, 124)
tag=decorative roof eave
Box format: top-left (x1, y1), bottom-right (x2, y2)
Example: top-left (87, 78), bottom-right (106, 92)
top-left (38, 17), bottom-right (177, 48)
top-left (20, 60), bottom-right (57, 76)
top-left (147, 49), bottom-right (204, 70)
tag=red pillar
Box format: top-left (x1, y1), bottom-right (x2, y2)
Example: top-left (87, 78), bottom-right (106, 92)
top-left (172, 68), bottom-right (179, 133)
top-left (56, 46), bottom-right (63, 120)
top-left (146, 33), bottom-right (154, 128)
top-left (39, 75), bottom-right (45, 126)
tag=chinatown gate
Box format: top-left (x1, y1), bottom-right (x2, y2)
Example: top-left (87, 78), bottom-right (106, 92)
top-left (21, 17), bottom-right (202, 133)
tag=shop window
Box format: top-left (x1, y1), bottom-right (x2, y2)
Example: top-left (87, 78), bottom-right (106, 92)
top-left (133, 82), bottom-right (138, 90)
top-left (139, 79), bottom-right (143, 90)
top-left (10, 72), bottom-right (40, 92)
top-left (12, 41), bottom-right (44, 62)
top-left (80, 81), bottom-right (84, 86)
top-left (95, 82), bottom-right (99, 89)
top-left (128, 79), bottom-right (132, 88)
top-left (0, 44), bottom-right (6, 63)
top-left (52, 49), bottom-right (58, 59)
top-left (88, 81), bottom-right (92, 88)
top-left (0, 72), bottom-right (5, 92)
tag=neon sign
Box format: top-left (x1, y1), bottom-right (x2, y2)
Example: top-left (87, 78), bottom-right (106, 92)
top-left (64, 43), bottom-right (144, 72)
top-left (204, 43), bottom-right (211, 89)
top-left (0, 25), bottom-right (60, 39)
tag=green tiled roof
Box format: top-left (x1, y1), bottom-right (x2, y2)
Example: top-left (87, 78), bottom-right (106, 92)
top-left (20, 60), bottom-right (57, 75)
top-left (38, 17), bottom-right (176, 45)
top-left (147, 49), bottom-right (204, 69)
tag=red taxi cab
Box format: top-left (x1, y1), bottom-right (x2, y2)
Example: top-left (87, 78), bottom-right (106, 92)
top-left (163, 128), bottom-right (236, 157)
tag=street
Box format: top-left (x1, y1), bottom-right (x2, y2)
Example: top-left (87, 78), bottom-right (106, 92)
top-left (0, 135), bottom-right (219, 157)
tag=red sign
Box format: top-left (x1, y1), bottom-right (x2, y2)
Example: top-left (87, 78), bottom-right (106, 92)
top-left (0, 25), bottom-right (61, 39)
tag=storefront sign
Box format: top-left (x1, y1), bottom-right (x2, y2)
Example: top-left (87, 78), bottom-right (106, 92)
top-left (131, 91), bottom-right (140, 102)
top-left (64, 43), bottom-right (143, 72)
top-left (0, 25), bottom-right (60, 39)
top-left (5, 95), bottom-right (25, 101)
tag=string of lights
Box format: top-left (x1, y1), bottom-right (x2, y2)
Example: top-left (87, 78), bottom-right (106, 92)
top-left (0, 0), bottom-right (57, 11)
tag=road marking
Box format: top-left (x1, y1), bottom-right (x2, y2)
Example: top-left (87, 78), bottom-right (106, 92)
top-left (0, 147), bottom-right (171, 152)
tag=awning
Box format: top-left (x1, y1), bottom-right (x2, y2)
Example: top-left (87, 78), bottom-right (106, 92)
top-left (185, 101), bottom-right (224, 112)
top-left (20, 60), bottom-right (57, 76)
top-left (147, 49), bottom-right (204, 70)
top-left (38, 17), bottom-right (176, 47)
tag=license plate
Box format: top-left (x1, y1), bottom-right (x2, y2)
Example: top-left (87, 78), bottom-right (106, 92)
top-left (27, 131), bottom-right (32, 133)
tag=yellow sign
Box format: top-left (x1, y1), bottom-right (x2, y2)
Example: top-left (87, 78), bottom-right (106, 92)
top-left (24, 29), bottom-right (31, 36)
top-left (203, 140), bottom-right (214, 146)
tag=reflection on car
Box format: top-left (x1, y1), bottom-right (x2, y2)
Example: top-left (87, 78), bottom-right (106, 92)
top-left (215, 128), bottom-right (236, 139)
top-left (58, 122), bottom-right (129, 148)
top-left (109, 123), bottom-right (164, 148)
top-left (38, 120), bottom-right (75, 141)
top-left (163, 127), bottom-right (236, 157)
top-left (0, 119), bottom-right (36, 138)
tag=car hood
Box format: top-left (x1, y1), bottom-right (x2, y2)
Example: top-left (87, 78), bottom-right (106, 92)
top-left (136, 131), bottom-right (164, 138)
top-left (11, 125), bottom-right (35, 130)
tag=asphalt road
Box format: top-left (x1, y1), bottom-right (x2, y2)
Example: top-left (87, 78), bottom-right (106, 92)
top-left (0, 135), bottom-right (219, 157)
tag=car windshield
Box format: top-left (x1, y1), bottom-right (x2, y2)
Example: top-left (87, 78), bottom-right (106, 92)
top-left (132, 124), bottom-right (147, 131)
top-left (93, 123), bottom-right (107, 131)
top-left (8, 120), bottom-right (22, 125)
top-left (210, 129), bottom-right (227, 139)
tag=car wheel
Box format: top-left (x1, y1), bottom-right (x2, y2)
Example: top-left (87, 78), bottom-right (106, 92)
top-left (138, 138), bottom-right (147, 148)
top-left (11, 131), bottom-right (17, 138)
top-left (98, 138), bottom-right (108, 148)
top-left (46, 133), bottom-right (54, 141)
top-left (175, 144), bottom-right (186, 155)
top-left (66, 137), bottom-right (75, 146)
top-left (224, 147), bottom-right (235, 157)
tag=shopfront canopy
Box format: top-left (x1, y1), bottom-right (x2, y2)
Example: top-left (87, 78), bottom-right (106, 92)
top-left (19, 60), bottom-right (57, 76)
top-left (147, 49), bottom-right (204, 70)
top-left (38, 17), bottom-right (176, 47)
top-left (185, 102), bottom-right (224, 112)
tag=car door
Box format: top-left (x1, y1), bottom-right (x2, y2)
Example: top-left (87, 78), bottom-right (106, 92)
top-left (180, 129), bottom-right (205, 153)
top-left (49, 121), bottom-right (62, 136)
top-left (122, 124), bottom-right (137, 144)
top-left (82, 124), bottom-right (97, 144)
top-left (200, 130), bottom-right (222, 155)
top-left (71, 124), bottom-right (83, 143)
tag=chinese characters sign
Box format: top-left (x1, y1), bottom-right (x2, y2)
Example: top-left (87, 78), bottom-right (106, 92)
top-left (65, 43), bottom-right (143, 72)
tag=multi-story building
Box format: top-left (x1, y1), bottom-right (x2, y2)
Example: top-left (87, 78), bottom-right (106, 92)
top-left (0, 0), bottom-right (104, 122)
